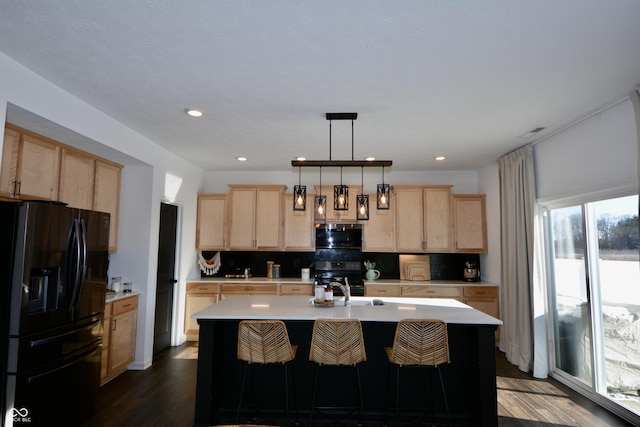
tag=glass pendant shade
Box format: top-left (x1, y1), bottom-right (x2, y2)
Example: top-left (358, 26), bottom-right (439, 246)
top-left (334, 185), bottom-right (349, 210)
top-left (314, 195), bottom-right (327, 221)
top-left (356, 194), bottom-right (369, 220)
top-left (377, 183), bottom-right (390, 210)
top-left (293, 185), bottom-right (306, 211)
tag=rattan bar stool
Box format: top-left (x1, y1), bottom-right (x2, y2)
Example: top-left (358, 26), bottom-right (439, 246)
top-left (308, 318), bottom-right (367, 424)
top-left (384, 319), bottom-right (451, 427)
top-left (236, 320), bottom-right (298, 424)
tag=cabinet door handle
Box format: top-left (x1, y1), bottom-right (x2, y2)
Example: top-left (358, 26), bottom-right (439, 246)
top-left (12, 181), bottom-right (21, 197)
top-left (112, 319), bottom-right (117, 331)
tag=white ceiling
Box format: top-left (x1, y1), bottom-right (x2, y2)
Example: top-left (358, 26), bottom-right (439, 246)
top-left (1, 1), bottom-right (639, 172)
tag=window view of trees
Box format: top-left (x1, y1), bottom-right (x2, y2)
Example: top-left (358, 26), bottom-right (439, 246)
top-left (554, 211), bottom-right (639, 258)
top-left (598, 214), bottom-right (639, 253)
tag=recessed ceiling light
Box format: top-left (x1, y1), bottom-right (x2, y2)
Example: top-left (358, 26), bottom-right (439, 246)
top-left (365, 157), bottom-right (376, 161)
top-left (236, 157), bottom-right (247, 162)
top-left (434, 156), bottom-right (446, 161)
top-left (185, 108), bottom-right (203, 117)
top-left (296, 157), bottom-right (306, 161)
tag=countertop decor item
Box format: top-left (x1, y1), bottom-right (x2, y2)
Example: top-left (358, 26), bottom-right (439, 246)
top-left (364, 260), bottom-right (380, 281)
top-left (399, 254), bottom-right (431, 281)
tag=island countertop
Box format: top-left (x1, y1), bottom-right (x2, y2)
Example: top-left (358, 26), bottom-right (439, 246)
top-left (193, 294), bottom-right (502, 325)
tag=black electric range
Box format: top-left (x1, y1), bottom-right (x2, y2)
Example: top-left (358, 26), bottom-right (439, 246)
top-left (314, 260), bottom-right (365, 296)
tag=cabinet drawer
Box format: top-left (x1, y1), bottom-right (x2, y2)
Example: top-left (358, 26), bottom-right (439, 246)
top-left (279, 284), bottom-right (313, 295)
top-left (365, 284), bottom-right (400, 297)
top-left (463, 286), bottom-right (497, 298)
top-left (187, 283), bottom-right (220, 294)
top-left (112, 295), bottom-right (138, 316)
top-left (401, 286), bottom-right (461, 298)
top-left (220, 284), bottom-right (278, 294)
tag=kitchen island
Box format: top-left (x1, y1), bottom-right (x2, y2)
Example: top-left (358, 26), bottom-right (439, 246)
top-left (193, 295), bottom-right (502, 426)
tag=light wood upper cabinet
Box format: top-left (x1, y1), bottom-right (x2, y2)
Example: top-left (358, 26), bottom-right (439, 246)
top-left (59, 148), bottom-right (96, 210)
top-left (452, 194), bottom-right (487, 253)
top-left (93, 160), bottom-right (122, 253)
top-left (196, 194), bottom-right (227, 250)
top-left (395, 185), bottom-right (452, 252)
top-left (363, 192), bottom-right (396, 252)
top-left (395, 186), bottom-right (424, 252)
top-left (228, 185), bottom-right (286, 250)
top-left (2, 125), bottom-right (123, 252)
top-left (423, 186), bottom-right (452, 252)
top-left (0, 127), bottom-right (20, 198)
top-left (284, 193), bottom-right (314, 251)
top-left (1, 126), bottom-right (61, 200)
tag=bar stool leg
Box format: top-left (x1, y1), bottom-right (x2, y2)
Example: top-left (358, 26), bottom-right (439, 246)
top-left (309, 364), bottom-right (319, 422)
top-left (437, 367), bottom-right (451, 427)
top-left (395, 365), bottom-right (400, 424)
top-left (236, 363), bottom-right (249, 423)
top-left (290, 363), bottom-right (299, 423)
top-left (355, 365), bottom-right (364, 425)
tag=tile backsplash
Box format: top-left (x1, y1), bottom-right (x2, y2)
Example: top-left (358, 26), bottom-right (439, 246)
top-left (200, 250), bottom-right (480, 281)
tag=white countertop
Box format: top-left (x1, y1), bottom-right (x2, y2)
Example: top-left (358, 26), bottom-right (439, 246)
top-left (188, 277), bottom-right (497, 287)
top-left (105, 291), bottom-right (140, 303)
top-left (193, 295), bottom-right (502, 325)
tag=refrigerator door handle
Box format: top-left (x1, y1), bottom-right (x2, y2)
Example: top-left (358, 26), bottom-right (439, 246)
top-left (28, 318), bottom-right (101, 348)
top-left (75, 219), bottom-right (88, 313)
top-left (66, 219), bottom-right (83, 314)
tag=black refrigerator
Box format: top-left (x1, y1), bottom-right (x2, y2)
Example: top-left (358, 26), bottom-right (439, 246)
top-left (0, 201), bottom-right (110, 427)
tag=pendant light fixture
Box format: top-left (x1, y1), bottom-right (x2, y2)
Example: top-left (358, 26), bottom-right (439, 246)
top-left (377, 166), bottom-right (390, 210)
top-left (356, 167), bottom-right (369, 220)
top-left (314, 167), bottom-right (327, 221)
top-left (334, 167), bottom-right (348, 210)
top-left (291, 112), bottom-right (392, 214)
top-left (293, 166), bottom-right (306, 210)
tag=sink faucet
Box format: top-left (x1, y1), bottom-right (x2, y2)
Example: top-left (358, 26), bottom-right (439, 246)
top-left (332, 277), bottom-right (351, 306)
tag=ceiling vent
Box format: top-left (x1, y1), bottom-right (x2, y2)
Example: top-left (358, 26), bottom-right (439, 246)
top-left (518, 127), bottom-right (546, 139)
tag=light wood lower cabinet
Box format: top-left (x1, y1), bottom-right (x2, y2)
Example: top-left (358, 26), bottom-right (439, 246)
top-left (101, 294), bottom-right (138, 385)
top-left (463, 286), bottom-right (500, 330)
top-left (279, 283), bottom-right (313, 295)
top-left (185, 282), bottom-right (313, 341)
top-left (401, 285), bottom-right (462, 301)
top-left (184, 283), bottom-right (220, 341)
top-left (365, 284), bottom-right (400, 297)
top-left (219, 283), bottom-right (278, 300)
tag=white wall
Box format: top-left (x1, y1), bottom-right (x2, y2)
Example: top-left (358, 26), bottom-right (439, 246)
top-left (534, 98), bottom-right (638, 202)
top-left (478, 163), bottom-right (501, 284)
top-left (0, 52), bottom-right (204, 369)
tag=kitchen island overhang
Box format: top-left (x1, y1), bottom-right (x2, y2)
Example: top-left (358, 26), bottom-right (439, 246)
top-left (192, 295), bottom-right (502, 427)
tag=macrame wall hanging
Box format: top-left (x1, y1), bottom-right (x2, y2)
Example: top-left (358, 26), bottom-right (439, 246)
top-left (198, 251), bottom-right (221, 275)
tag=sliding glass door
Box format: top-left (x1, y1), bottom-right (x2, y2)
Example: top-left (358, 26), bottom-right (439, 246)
top-left (546, 194), bottom-right (639, 417)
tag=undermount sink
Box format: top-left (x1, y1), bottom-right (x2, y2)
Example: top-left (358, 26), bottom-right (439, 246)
top-left (309, 297), bottom-right (381, 307)
top-left (336, 297), bottom-right (373, 306)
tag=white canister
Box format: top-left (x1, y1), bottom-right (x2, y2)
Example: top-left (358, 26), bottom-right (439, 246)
top-left (301, 268), bottom-right (310, 280)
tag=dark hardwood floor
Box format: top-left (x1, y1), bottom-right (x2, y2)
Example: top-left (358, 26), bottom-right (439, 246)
top-left (82, 342), bottom-right (635, 427)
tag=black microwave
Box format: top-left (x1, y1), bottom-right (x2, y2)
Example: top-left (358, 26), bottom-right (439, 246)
top-left (315, 223), bottom-right (362, 249)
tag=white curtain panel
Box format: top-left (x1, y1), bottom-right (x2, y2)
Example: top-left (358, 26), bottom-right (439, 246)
top-left (498, 145), bottom-right (536, 372)
top-left (632, 90), bottom-right (640, 220)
